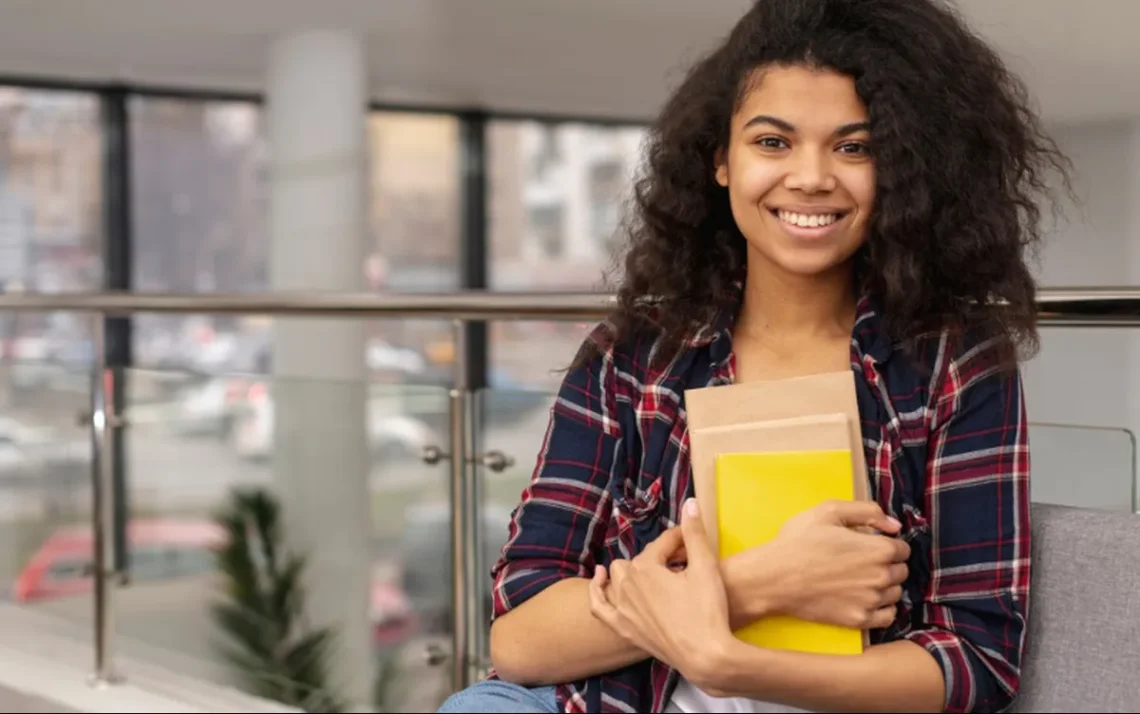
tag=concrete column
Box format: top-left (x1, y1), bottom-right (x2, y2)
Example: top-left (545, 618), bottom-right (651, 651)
top-left (265, 30), bottom-right (372, 709)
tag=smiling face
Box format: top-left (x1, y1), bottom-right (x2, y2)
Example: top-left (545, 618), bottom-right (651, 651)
top-left (716, 64), bottom-right (876, 280)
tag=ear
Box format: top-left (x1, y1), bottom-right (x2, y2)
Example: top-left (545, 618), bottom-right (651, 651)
top-left (714, 148), bottom-right (729, 187)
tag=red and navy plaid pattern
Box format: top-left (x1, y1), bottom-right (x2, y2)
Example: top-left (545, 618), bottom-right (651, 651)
top-left (490, 286), bottom-right (1031, 714)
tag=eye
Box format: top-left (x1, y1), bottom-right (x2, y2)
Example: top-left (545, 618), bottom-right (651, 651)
top-left (754, 136), bottom-right (789, 150)
top-left (837, 141), bottom-right (870, 156)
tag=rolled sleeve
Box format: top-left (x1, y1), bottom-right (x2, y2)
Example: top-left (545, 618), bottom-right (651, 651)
top-left (909, 337), bottom-right (1031, 713)
top-left (490, 329), bottom-right (623, 620)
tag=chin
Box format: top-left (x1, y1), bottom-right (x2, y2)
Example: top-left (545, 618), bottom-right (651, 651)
top-left (758, 248), bottom-right (854, 279)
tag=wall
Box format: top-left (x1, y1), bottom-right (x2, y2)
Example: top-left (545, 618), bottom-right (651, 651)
top-left (1022, 119), bottom-right (1140, 510)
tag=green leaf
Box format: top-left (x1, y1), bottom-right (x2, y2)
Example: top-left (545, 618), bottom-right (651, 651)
top-left (209, 486), bottom-right (346, 713)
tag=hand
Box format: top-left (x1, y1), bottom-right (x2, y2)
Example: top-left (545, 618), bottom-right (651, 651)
top-left (589, 498), bottom-right (731, 674)
top-left (738, 499), bottom-right (910, 631)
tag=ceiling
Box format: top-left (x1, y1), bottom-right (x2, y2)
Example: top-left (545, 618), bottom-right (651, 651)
top-left (0, 0), bottom-right (1133, 124)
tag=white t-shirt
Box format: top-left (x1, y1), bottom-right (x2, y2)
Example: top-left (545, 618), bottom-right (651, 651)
top-left (666, 678), bottom-right (808, 714)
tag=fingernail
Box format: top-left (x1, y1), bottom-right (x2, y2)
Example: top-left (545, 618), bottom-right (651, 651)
top-left (887, 517), bottom-right (901, 529)
top-left (684, 498), bottom-right (699, 518)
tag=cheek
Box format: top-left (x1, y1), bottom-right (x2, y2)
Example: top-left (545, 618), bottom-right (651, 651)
top-left (728, 158), bottom-right (783, 205)
top-left (846, 166), bottom-right (877, 213)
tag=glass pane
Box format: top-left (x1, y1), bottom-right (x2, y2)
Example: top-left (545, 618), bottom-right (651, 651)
top-left (129, 96), bottom-right (267, 295)
top-left (368, 111), bottom-right (461, 292)
top-left (473, 386), bottom-right (557, 665)
top-left (1029, 422), bottom-right (1136, 512)
top-left (0, 361), bottom-right (93, 620)
top-left (118, 370), bottom-right (453, 713)
top-left (0, 87), bottom-right (102, 293)
top-left (487, 119), bottom-right (645, 389)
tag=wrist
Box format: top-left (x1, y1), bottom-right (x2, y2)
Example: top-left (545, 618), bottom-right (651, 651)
top-left (685, 633), bottom-right (751, 699)
top-left (721, 543), bottom-right (791, 628)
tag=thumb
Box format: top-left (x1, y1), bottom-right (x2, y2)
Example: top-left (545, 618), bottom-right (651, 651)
top-left (642, 525), bottom-right (685, 564)
top-left (680, 498), bottom-right (717, 572)
top-left (826, 500), bottom-right (901, 534)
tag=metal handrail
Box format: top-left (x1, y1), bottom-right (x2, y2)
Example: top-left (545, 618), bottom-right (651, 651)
top-left (0, 286), bottom-right (1135, 322)
top-left (0, 290), bottom-right (615, 319)
top-left (9, 285), bottom-right (1140, 699)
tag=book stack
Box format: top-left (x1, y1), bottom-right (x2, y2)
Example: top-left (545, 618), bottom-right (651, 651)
top-left (684, 371), bottom-right (871, 655)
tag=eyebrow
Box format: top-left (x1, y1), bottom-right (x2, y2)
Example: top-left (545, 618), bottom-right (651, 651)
top-left (743, 115), bottom-right (871, 138)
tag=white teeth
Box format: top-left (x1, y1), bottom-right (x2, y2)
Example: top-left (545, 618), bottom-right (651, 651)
top-left (777, 210), bottom-right (841, 228)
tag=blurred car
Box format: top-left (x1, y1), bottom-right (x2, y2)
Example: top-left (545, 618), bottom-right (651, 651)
top-left (12, 519), bottom-right (224, 602)
top-left (12, 518), bottom-right (417, 652)
top-left (167, 375), bottom-right (257, 438)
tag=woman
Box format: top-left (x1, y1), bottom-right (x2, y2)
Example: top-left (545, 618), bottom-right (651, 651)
top-left (440, 0), bottom-right (1068, 711)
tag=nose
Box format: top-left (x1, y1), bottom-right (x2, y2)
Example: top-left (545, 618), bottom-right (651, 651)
top-left (783, 147), bottom-right (836, 194)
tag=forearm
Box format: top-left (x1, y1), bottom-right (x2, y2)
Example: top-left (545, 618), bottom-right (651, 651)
top-left (490, 578), bottom-right (649, 685)
top-left (694, 639), bottom-right (946, 713)
top-left (489, 559), bottom-right (769, 686)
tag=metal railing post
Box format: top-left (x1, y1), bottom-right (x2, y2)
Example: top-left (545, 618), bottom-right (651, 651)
top-left (448, 318), bottom-right (481, 692)
top-left (88, 314), bottom-right (122, 687)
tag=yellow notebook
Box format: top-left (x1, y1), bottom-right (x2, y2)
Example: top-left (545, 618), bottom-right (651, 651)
top-left (715, 449), bottom-right (864, 655)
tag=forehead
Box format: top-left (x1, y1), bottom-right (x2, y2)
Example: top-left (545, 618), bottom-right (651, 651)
top-left (735, 65), bottom-right (868, 131)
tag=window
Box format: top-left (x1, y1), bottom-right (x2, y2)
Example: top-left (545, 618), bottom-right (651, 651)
top-left (46, 557), bottom-right (92, 582)
top-left (0, 87), bottom-right (102, 393)
top-left (488, 120), bottom-right (646, 391)
top-left (129, 102), bottom-right (461, 385)
top-left (366, 112), bottom-right (461, 388)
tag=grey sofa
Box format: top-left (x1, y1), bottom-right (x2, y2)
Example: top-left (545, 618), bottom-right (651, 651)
top-left (1012, 502), bottom-right (1140, 712)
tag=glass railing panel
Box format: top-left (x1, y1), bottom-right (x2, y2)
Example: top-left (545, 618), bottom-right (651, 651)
top-left (1028, 422), bottom-right (1136, 512)
top-left (112, 370), bottom-right (453, 713)
top-left (0, 360), bottom-right (93, 630)
top-left (472, 386), bottom-right (556, 667)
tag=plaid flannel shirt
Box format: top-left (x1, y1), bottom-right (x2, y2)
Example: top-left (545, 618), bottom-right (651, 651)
top-left (489, 286), bottom-right (1031, 714)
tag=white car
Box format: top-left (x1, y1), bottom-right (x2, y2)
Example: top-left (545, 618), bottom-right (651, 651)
top-left (167, 376), bottom-right (257, 438)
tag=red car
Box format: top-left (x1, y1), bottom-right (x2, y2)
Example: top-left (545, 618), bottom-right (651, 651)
top-left (12, 519), bottom-right (417, 650)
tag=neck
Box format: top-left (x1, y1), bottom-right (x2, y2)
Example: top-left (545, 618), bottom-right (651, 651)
top-left (735, 247), bottom-right (858, 341)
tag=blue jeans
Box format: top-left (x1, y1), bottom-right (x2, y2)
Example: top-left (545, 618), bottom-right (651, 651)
top-left (437, 680), bottom-right (559, 713)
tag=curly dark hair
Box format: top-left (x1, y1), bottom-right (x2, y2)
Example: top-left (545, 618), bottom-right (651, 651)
top-left (586, 0), bottom-right (1071, 368)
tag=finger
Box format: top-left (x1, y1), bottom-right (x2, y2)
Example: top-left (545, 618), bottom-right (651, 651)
top-left (877, 584), bottom-right (903, 608)
top-left (589, 566), bottom-right (619, 625)
top-left (887, 561), bottom-right (909, 584)
top-left (641, 526), bottom-right (685, 565)
top-left (867, 604), bottom-right (897, 631)
top-left (674, 543), bottom-right (688, 562)
top-left (891, 538), bottom-right (912, 564)
top-left (592, 562), bottom-right (609, 588)
top-left (825, 500), bottom-right (901, 534)
top-left (679, 498), bottom-right (717, 573)
top-left (610, 559), bottom-right (630, 585)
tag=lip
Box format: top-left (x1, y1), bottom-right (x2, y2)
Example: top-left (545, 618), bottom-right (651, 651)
top-left (767, 206), bottom-right (852, 242)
